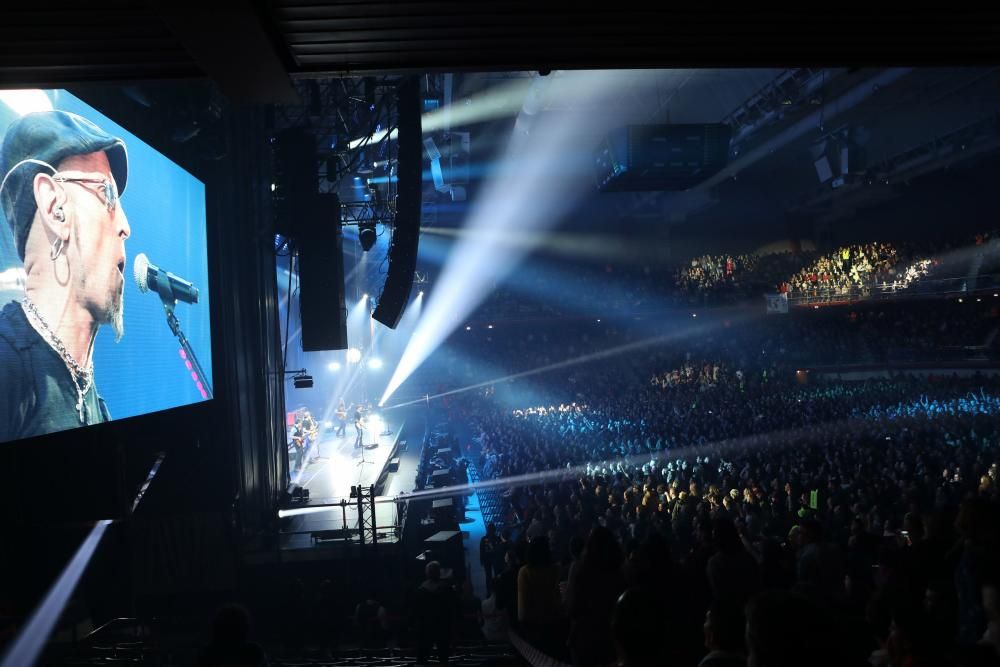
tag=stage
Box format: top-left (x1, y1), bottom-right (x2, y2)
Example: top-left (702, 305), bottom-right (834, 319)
top-left (278, 412), bottom-right (424, 557)
top-left (290, 416), bottom-right (402, 502)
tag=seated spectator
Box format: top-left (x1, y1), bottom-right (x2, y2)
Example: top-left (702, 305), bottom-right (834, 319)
top-left (745, 590), bottom-right (830, 667)
top-left (699, 601), bottom-right (746, 667)
top-left (517, 536), bottom-right (563, 655)
top-left (707, 517), bottom-right (761, 605)
top-left (612, 587), bottom-right (666, 666)
top-left (567, 526), bottom-right (626, 667)
top-left (355, 593), bottom-right (389, 649)
top-left (198, 604), bottom-right (266, 667)
top-left (457, 579), bottom-right (484, 642)
top-left (493, 548), bottom-right (520, 630)
top-left (480, 590), bottom-right (509, 642)
top-left (886, 606), bottom-right (948, 667)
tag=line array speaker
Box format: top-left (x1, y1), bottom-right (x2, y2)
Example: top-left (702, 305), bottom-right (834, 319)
top-left (299, 193), bottom-right (348, 351)
top-left (372, 77), bottom-right (422, 329)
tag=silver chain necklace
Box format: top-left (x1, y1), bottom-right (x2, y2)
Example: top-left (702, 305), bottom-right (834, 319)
top-left (21, 297), bottom-right (93, 423)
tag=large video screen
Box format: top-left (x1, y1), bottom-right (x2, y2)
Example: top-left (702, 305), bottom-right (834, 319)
top-left (0, 89), bottom-right (211, 443)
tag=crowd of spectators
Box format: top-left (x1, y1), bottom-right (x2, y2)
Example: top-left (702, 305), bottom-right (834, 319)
top-left (472, 232), bottom-right (1000, 324)
top-left (416, 298), bottom-right (999, 406)
top-left (675, 253), bottom-right (761, 299)
top-left (673, 251), bottom-right (813, 305)
top-left (437, 296), bottom-right (1000, 666)
top-left (465, 366), bottom-right (1000, 665)
top-left (785, 242), bottom-right (900, 297)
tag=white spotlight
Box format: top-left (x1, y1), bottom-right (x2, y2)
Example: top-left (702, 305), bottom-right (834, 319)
top-left (381, 70), bottom-right (663, 406)
top-left (466, 326), bottom-right (472, 331)
top-left (0, 89), bottom-right (53, 116)
top-left (488, 324), bottom-right (494, 329)
top-left (347, 348), bottom-right (362, 364)
top-left (328, 362), bottom-right (341, 372)
top-left (368, 357), bottom-right (384, 370)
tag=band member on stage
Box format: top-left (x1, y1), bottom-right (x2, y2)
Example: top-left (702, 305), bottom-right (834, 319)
top-left (0, 111), bottom-right (130, 442)
top-left (289, 418), bottom-right (306, 473)
top-left (301, 408), bottom-right (318, 463)
top-left (335, 399), bottom-right (348, 437)
top-left (353, 403), bottom-right (366, 449)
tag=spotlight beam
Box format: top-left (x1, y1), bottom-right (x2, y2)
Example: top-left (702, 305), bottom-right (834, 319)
top-left (348, 76), bottom-right (537, 150)
top-left (382, 70), bottom-right (669, 405)
top-left (421, 226), bottom-right (669, 263)
top-left (0, 457), bottom-right (163, 667)
top-left (382, 316), bottom-right (750, 410)
top-left (0, 520), bottom-right (113, 667)
top-left (387, 412), bottom-right (908, 505)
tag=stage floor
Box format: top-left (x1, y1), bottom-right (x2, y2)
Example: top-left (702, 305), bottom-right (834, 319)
top-left (279, 416), bottom-right (408, 554)
top-left (291, 418), bottom-right (401, 502)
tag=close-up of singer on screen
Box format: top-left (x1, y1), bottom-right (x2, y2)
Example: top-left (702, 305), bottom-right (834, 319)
top-left (0, 90), bottom-right (211, 446)
top-left (0, 110), bottom-right (130, 441)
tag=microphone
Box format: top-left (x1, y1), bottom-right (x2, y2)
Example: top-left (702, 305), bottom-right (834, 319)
top-left (133, 253), bottom-right (199, 305)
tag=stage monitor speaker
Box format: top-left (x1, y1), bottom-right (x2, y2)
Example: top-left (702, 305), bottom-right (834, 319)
top-left (299, 192), bottom-right (348, 351)
top-left (373, 77), bottom-right (422, 329)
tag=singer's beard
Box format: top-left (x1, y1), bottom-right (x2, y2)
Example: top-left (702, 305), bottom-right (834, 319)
top-left (107, 282), bottom-right (124, 342)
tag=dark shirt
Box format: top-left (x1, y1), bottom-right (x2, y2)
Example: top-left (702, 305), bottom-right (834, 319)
top-left (0, 301), bottom-right (110, 443)
top-left (412, 580), bottom-right (458, 637)
top-left (197, 641), bottom-right (267, 667)
top-left (480, 534), bottom-right (498, 567)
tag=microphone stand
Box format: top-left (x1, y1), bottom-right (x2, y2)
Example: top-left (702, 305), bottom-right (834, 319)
top-left (155, 280), bottom-right (213, 400)
top-left (356, 423), bottom-right (371, 467)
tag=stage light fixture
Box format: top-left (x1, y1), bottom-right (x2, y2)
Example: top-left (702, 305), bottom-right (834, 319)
top-left (328, 362), bottom-right (341, 372)
top-left (347, 348), bottom-right (362, 364)
top-left (359, 221), bottom-right (377, 251)
top-left (368, 358), bottom-right (384, 370)
top-left (293, 373), bottom-right (314, 389)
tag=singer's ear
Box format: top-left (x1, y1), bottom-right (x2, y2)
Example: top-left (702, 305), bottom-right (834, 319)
top-left (33, 171), bottom-right (70, 242)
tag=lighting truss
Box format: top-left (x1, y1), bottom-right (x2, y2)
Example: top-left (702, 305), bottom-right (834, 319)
top-left (339, 198), bottom-right (395, 230)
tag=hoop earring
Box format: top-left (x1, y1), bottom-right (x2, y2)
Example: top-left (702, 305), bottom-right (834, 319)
top-left (50, 237), bottom-right (65, 262)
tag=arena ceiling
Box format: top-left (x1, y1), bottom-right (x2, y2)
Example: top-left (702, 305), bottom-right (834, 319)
top-left (2, 4), bottom-right (1000, 101)
top-left (4, 5), bottom-right (1000, 245)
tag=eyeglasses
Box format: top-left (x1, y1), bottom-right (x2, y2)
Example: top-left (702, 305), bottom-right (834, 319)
top-left (52, 175), bottom-right (118, 212)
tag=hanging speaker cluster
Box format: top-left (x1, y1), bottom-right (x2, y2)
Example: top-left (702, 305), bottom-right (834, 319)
top-left (372, 77), bottom-right (422, 329)
top-left (271, 128), bottom-right (348, 351)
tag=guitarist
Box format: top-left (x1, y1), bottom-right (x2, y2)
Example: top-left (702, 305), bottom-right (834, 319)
top-left (353, 403), bottom-right (366, 449)
top-left (335, 399), bottom-right (348, 437)
top-left (301, 409), bottom-right (319, 463)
